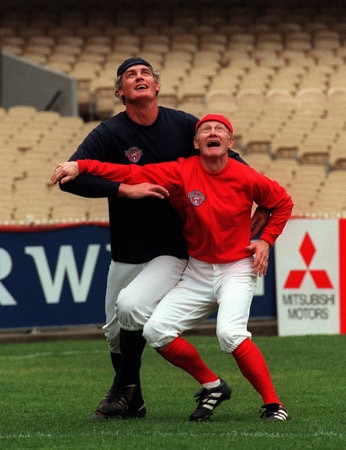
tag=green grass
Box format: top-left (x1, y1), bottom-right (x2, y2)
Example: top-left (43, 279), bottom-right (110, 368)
top-left (0, 335), bottom-right (345, 449)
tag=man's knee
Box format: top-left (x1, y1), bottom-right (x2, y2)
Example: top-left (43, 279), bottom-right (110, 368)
top-left (117, 289), bottom-right (149, 329)
top-left (217, 328), bottom-right (251, 354)
top-left (117, 287), bottom-right (138, 314)
top-left (143, 319), bottom-right (173, 348)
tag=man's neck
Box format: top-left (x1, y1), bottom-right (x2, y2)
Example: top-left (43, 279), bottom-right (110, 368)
top-left (125, 100), bottom-right (159, 126)
top-left (200, 155), bottom-right (229, 173)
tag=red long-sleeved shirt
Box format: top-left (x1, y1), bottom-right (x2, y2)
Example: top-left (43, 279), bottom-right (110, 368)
top-left (78, 157), bottom-right (293, 264)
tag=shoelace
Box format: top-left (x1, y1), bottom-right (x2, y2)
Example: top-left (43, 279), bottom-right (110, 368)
top-left (194, 388), bottom-right (223, 410)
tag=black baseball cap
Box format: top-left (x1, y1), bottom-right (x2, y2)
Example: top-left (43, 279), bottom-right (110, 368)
top-left (116, 57), bottom-right (152, 77)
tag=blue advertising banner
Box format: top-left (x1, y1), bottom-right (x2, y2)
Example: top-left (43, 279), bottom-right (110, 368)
top-left (0, 224), bottom-right (110, 329)
top-left (250, 246), bottom-right (276, 318)
top-left (0, 224), bottom-right (276, 330)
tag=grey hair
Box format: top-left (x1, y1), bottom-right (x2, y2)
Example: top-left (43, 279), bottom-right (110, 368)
top-left (114, 66), bottom-right (160, 105)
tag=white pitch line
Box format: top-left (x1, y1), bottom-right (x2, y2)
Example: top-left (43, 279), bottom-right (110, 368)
top-left (0, 430), bottom-right (344, 440)
top-left (0, 349), bottom-right (105, 360)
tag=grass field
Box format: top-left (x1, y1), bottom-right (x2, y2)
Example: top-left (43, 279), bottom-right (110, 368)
top-left (0, 334), bottom-right (345, 449)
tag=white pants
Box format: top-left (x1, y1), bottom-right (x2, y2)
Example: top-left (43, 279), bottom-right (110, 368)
top-left (143, 256), bottom-right (257, 353)
top-left (103, 256), bottom-right (187, 353)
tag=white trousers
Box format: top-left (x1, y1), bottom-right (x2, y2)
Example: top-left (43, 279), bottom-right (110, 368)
top-left (143, 256), bottom-right (257, 353)
top-left (103, 256), bottom-right (187, 353)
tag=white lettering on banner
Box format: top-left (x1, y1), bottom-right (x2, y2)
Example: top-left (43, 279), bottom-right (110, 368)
top-left (0, 248), bottom-right (17, 305)
top-left (25, 245), bottom-right (101, 304)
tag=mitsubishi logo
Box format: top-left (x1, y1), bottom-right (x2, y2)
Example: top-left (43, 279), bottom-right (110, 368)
top-left (284, 232), bottom-right (333, 289)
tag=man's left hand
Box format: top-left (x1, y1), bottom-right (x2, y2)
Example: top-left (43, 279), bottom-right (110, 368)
top-left (246, 239), bottom-right (270, 276)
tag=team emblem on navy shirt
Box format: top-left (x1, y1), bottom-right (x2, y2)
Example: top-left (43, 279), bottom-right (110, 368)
top-left (188, 190), bottom-right (206, 206)
top-left (125, 147), bottom-right (143, 162)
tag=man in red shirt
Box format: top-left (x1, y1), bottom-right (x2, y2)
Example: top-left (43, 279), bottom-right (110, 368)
top-left (52, 114), bottom-right (293, 422)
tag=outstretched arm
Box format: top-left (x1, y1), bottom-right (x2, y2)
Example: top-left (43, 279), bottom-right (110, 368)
top-left (51, 161), bottom-right (170, 199)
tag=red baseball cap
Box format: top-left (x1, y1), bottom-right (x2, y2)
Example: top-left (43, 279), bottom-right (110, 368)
top-left (195, 114), bottom-right (233, 134)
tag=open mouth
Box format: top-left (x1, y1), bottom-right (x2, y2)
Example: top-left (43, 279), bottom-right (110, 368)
top-left (207, 141), bottom-right (220, 147)
top-left (135, 84), bottom-right (148, 90)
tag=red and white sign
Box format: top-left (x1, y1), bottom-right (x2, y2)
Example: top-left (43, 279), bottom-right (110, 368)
top-left (275, 218), bottom-right (346, 336)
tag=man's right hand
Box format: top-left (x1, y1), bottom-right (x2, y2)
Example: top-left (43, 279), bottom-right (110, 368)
top-left (118, 183), bottom-right (170, 200)
top-left (51, 162), bottom-right (79, 185)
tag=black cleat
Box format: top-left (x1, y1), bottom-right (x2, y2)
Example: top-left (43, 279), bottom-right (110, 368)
top-left (189, 379), bottom-right (232, 421)
top-left (125, 402), bottom-right (147, 418)
top-left (90, 384), bottom-right (145, 419)
top-left (93, 383), bottom-right (118, 416)
top-left (260, 403), bottom-right (291, 421)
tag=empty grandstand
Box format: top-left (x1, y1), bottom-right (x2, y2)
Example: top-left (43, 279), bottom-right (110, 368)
top-left (0, 0), bottom-right (345, 224)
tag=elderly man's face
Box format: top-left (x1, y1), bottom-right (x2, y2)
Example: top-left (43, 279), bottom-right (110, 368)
top-left (194, 121), bottom-right (234, 159)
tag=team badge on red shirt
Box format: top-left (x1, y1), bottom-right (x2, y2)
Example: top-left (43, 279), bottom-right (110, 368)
top-left (188, 190), bottom-right (206, 206)
top-left (125, 147), bottom-right (143, 163)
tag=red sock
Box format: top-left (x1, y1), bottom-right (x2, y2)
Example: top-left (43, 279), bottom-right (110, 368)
top-left (233, 338), bottom-right (281, 405)
top-left (158, 336), bottom-right (219, 384)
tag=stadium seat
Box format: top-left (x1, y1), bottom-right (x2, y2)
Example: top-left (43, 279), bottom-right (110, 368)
top-left (48, 26), bottom-right (75, 39)
top-left (238, 67), bottom-right (276, 93)
top-left (298, 65), bottom-right (334, 92)
top-left (250, 23), bottom-right (274, 34)
top-left (327, 86), bottom-right (346, 108)
top-left (205, 89), bottom-right (236, 116)
top-left (171, 33), bottom-right (198, 53)
top-left (19, 27), bottom-right (45, 39)
top-left (51, 199), bottom-right (89, 223)
top-left (7, 105), bottom-right (38, 123)
top-left (27, 35), bottom-right (55, 47)
top-left (92, 82), bottom-right (117, 120)
top-left (1, 1), bottom-right (346, 221)
top-left (86, 198), bottom-right (109, 221)
top-left (138, 52), bottom-right (164, 70)
top-left (252, 49), bottom-right (286, 70)
top-left (208, 66), bottom-right (246, 95)
top-left (285, 33), bottom-right (312, 51)
top-left (328, 68), bottom-right (346, 90)
top-left (311, 170), bottom-right (346, 214)
top-left (264, 158), bottom-right (298, 187)
top-left (270, 66), bottom-right (305, 93)
top-left (1, 35), bottom-right (26, 49)
top-left (304, 21), bottom-right (329, 33)
top-left (288, 164), bottom-right (328, 215)
top-left (0, 26), bottom-right (16, 38)
top-left (298, 142), bottom-right (330, 165)
top-left (295, 87), bottom-right (326, 108)
top-left (275, 22), bottom-right (302, 33)
top-left (281, 49), bottom-right (315, 70)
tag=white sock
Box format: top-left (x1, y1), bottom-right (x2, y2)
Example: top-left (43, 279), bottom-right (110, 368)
top-left (202, 378), bottom-right (221, 390)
